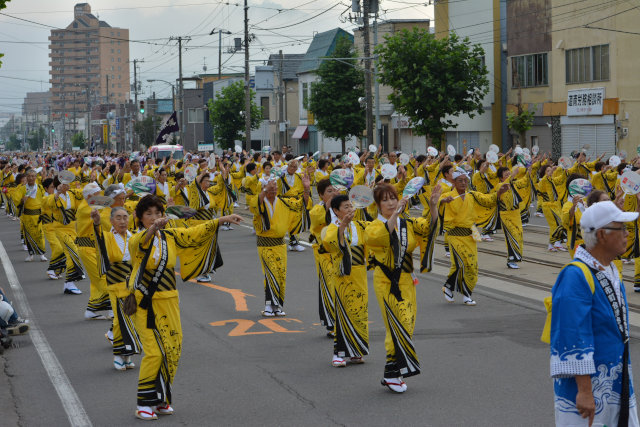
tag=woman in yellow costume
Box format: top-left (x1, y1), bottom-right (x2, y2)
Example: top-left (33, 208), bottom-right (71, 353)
top-left (537, 164), bottom-right (568, 252)
top-left (154, 168), bottom-right (173, 205)
top-left (365, 183), bottom-right (440, 393)
top-left (92, 206), bottom-right (141, 371)
top-left (172, 173), bottom-right (189, 207)
top-left (309, 178), bottom-right (340, 337)
top-left (561, 174), bottom-right (591, 258)
top-left (322, 195), bottom-right (370, 367)
top-left (189, 170), bottom-right (217, 221)
top-left (44, 180), bottom-right (85, 295)
top-left (250, 175), bottom-right (311, 317)
top-left (15, 169), bottom-right (48, 263)
top-left (209, 160), bottom-right (236, 228)
top-left (439, 169), bottom-right (509, 305)
top-left (76, 183), bottom-right (113, 320)
top-left (41, 178), bottom-right (66, 280)
top-left (495, 166), bottom-right (529, 269)
top-left (129, 195), bottom-right (242, 420)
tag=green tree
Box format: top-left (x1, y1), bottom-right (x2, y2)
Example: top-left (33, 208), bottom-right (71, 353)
top-left (7, 134), bottom-right (19, 151)
top-left (308, 36), bottom-right (365, 153)
top-left (376, 29), bottom-right (489, 148)
top-left (134, 115), bottom-right (158, 147)
top-left (0, 1), bottom-right (11, 68)
top-left (507, 107), bottom-right (535, 147)
top-left (207, 81), bottom-right (262, 150)
top-left (27, 126), bottom-right (47, 151)
top-left (71, 132), bottom-right (85, 149)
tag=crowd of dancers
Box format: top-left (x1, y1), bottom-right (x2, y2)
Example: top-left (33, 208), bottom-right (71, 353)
top-left (2, 142), bottom-right (639, 420)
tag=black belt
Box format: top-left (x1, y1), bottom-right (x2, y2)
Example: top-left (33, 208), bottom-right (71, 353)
top-left (23, 208), bottom-right (41, 215)
top-left (446, 227), bottom-right (472, 237)
top-left (256, 236), bottom-right (285, 247)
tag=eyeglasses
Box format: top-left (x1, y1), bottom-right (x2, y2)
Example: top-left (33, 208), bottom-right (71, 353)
top-left (601, 226), bottom-right (627, 232)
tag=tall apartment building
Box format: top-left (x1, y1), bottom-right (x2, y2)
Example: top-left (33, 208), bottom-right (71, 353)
top-left (48, 3), bottom-right (130, 119)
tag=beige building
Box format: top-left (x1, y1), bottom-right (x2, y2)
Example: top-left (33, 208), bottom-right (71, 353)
top-left (506, 0), bottom-right (636, 159)
top-left (48, 3), bottom-right (130, 119)
top-left (353, 19), bottom-right (431, 152)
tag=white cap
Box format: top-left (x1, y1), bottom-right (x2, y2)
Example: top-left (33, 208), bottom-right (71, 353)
top-left (580, 201), bottom-right (638, 232)
top-left (452, 168), bottom-right (468, 180)
top-left (82, 182), bottom-right (101, 200)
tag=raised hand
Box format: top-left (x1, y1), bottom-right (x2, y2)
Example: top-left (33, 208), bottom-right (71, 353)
top-left (90, 209), bottom-right (101, 225)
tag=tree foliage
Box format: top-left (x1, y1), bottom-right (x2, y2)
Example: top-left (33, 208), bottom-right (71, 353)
top-left (134, 115), bottom-right (158, 148)
top-left (0, 1), bottom-right (11, 68)
top-left (71, 132), bottom-right (85, 149)
top-left (507, 107), bottom-right (535, 146)
top-left (308, 35), bottom-right (365, 152)
top-left (376, 29), bottom-right (489, 148)
top-left (207, 81), bottom-right (263, 150)
top-left (27, 126), bottom-right (47, 151)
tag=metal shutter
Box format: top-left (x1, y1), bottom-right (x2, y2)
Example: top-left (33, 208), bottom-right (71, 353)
top-left (595, 124), bottom-right (616, 157)
top-left (561, 125), bottom-right (580, 157)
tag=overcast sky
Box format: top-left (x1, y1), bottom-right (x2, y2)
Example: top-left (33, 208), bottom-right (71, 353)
top-left (0, 0), bottom-right (433, 115)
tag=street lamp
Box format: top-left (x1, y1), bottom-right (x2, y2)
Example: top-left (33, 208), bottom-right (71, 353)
top-left (209, 28), bottom-right (232, 81)
top-left (147, 79), bottom-right (176, 111)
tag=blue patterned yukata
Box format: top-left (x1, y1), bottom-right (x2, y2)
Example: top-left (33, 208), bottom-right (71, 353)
top-left (550, 246), bottom-right (639, 427)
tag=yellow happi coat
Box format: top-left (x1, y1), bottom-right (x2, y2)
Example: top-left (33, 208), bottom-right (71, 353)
top-left (128, 219), bottom-right (223, 407)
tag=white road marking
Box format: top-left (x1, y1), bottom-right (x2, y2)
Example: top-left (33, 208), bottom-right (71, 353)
top-left (0, 240), bottom-right (92, 427)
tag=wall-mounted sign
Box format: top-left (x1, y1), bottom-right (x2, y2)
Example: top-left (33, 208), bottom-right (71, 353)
top-left (567, 87), bottom-right (604, 116)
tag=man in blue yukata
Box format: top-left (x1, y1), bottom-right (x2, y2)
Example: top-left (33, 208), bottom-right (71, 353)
top-left (551, 200), bottom-right (639, 426)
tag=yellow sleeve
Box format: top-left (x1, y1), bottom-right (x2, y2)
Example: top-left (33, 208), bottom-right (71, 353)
top-left (321, 223), bottom-right (342, 254)
top-left (364, 220), bottom-right (390, 248)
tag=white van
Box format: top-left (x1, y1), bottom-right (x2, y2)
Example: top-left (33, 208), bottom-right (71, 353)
top-left (148, 144), bottom-right (184, 160)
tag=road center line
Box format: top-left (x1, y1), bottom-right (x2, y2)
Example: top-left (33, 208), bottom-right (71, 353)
top-left (0, 240), bottom-right (92, 427)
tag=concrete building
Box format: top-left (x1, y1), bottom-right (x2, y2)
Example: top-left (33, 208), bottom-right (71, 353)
top-left (353, 19), bottom-right (431, 153)
top-left (183, 88), bottom-right (206, 152)
top-left (506, 0), bottom-right (633, 160)
top-left (296, 28), bottom-right (359, 154)
top-left (253, 65), bottom-right (274, 150)
top-left (267, 53), bottom-right (304, 151)
top-left (22, 92), bottom-right (51, 117)
top-left (434, 0), bottom-right (506, 153)
top-left (48, 3), bottom-right (130, 119)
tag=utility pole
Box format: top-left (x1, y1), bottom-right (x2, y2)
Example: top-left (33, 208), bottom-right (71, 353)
top-left (362, 0), bottom-right (374, 149)
top-left (106, 74), bottom-right (111, 151)
top-left (373, 13), bottom-right (381, 150)
top-left (85, 85), bottom-right (92, 152)
top-left (243, 0), bottom-right (252, 150)
top-left (209, 29), bottom-right (232, 81)
top-left (131, 59), bottom-right (144, 150)
top-left (278, 49), bottom-right (285, 150)
top-left (169, 37), bottom-right (190, 147)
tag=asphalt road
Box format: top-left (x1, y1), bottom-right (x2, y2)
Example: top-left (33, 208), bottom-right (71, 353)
top-left (2, 214), bottom-right (639, 426)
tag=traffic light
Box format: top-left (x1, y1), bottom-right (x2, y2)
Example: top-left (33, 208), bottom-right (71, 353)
top-left (51, 127), bottom-right (54, 133)
top-left (139, 100), bottom-right (145, 114)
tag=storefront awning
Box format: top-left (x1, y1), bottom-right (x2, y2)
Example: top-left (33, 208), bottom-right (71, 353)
top-left (292, 125), bottom-right (309, 140)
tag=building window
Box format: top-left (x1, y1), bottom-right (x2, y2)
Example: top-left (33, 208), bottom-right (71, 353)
top-left (261, 97), bottom-right (270, 120)
top-left (188, 108), bottom-right (205, 123)
top-left (118, 58), bottom-right (121, 62)
top-left (111, 49), bottom-right (114, 53)
top-left (511, 53), bottom-right (548, 88)
top-left (566, 44), bottom-right (609, 84)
